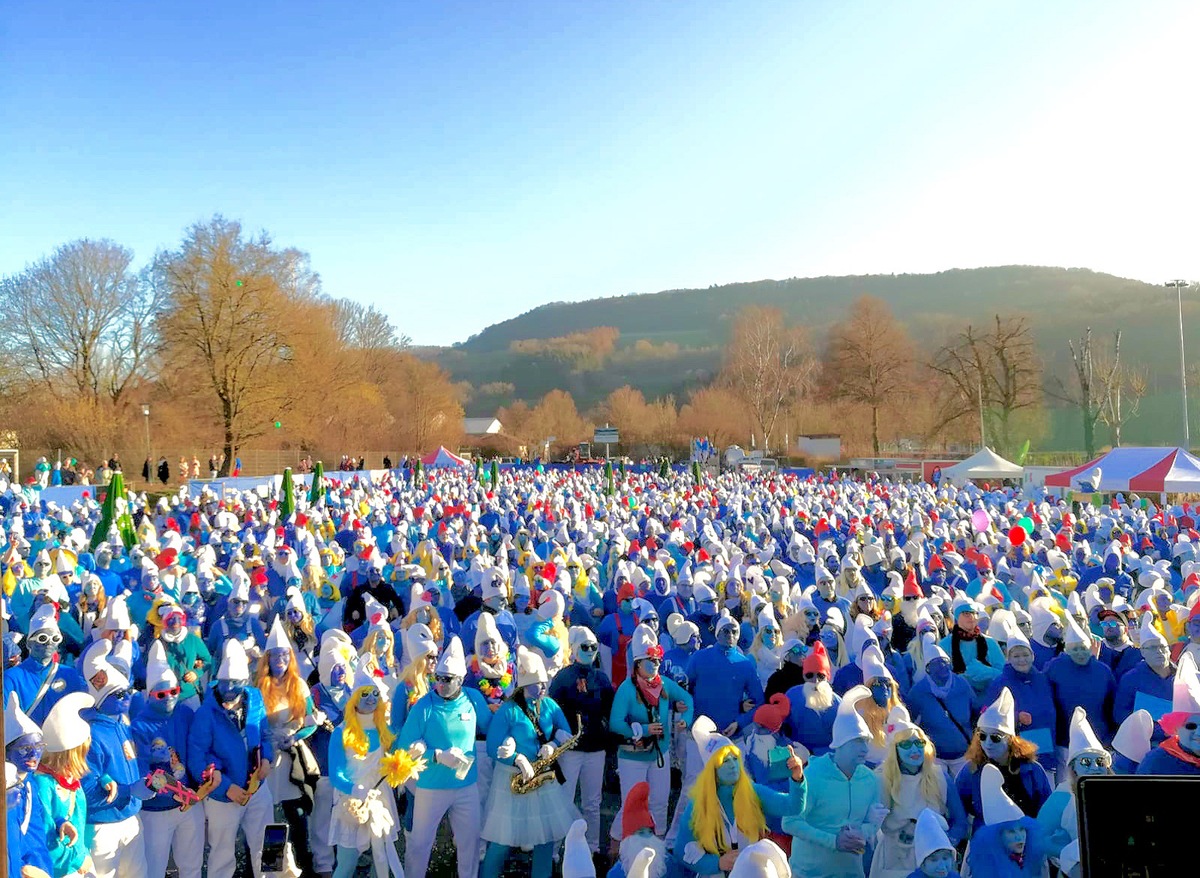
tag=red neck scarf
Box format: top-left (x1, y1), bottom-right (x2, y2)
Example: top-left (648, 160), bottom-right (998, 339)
top-left (635, 674), bottom-right (664, 706)
top-left (37, 765), bottom-right (80, 791)
top-left (1160, 736), bottom-right (1200, 768)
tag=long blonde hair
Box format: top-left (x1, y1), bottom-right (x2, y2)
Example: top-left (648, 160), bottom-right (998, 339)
top-left (361, 626), bottom-right (395, 677)
top-left (255, 652), bottom-right (310, 722)
top-left (41, 741), bottom-right (91, 782)
top-left (688, 745), bottom-right (767, 855)
top-left (340, 685), bottom-right (395, 757)
top-left (402, 608), bottom-right (443, 645)
top-left (878, 728), bottom-right (946, 811)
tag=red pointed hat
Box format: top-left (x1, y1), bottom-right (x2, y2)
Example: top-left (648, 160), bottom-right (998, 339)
top-left (802, 641), bottom-right (831, 677)
top-left (903, 569), bottom-right (922, 598)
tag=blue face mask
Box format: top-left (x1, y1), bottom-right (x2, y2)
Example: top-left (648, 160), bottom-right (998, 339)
top-left (99, 688), bottom-right (133, 716)
top-left (1000, 826), bottom-right (1027, 856)
top-left (716, 754), bottom-right (741, 785)
top-left (870, 681), bottom-right (891, 707)
top-left (27, 630), bottom-right (61, 664)
top-left (619, 599), bottom-right (633, 614)
top-left (6, 733), bottom-right (44, 773)
top-left (926, 657), bottom-right (952, 686)
top-left (330, 664), bottom-right (347, 689)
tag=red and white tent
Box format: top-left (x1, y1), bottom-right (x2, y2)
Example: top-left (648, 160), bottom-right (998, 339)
top-left (421, 446), bottom-right (469, 468)
top-left (1044, 447), bottom-right (1200, 493)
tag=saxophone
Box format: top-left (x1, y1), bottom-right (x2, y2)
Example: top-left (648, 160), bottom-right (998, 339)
top-left (511, 715), bottom-right (583, 794)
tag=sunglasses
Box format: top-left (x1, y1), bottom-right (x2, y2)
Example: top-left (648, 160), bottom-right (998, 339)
top-left (11, 743), bottom-right (44, 758)
top-left (579, 643), bottom-right (598, 652)
top-left (897, 737), bottom-right (925, 750)
top-left (29, 632), bottom-right (63, 645)
top-left (359, 687), bottom-right (379, 699)
top-left (1184, 722), bottom-right (1199, 731)
top-left (110, 688), bottom-right (133, 701)
top-left (982, 732), bottom-right (1008, 744)
top-left (434, 674), bottom-right (458, 685)
top-left (804, 672), bottom-right (827, 681)
top-left (1075, 755), bottom-right (1111, 768)
top-left (902, 595), bottom-right (920, 602)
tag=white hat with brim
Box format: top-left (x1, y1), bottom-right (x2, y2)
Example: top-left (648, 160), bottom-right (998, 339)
top-left (1111, 709), bottom-right (1154, 764)
top-left (1067, 706), bottom-right (1105, 764)
top-left (978, 687), bottom-right (1017, 736)
top-left (145, 640), bottom-right (179, 691)
top-left (435, 635), bottom-right (467, 678)
top-left (727, 838), bottom-right (790, 878)
top-left (4, 692), bottom-right (40, 745)
top-left (561, 819), bottom-right (594, 878)
top-left (980, 762), bottom-right (1026, 825)
top-left (42, 691), bottom-right (94, 753)
top-left (515, 646), bottom-right (548, 688)
top-left (692, 715), bottom-right (734, 763)
top-left (913, 808), bottom-right (955, 869)
top-left (830, 685), bottom-right (872, 749)
top-left (217, 639), bottom-right (250, 681)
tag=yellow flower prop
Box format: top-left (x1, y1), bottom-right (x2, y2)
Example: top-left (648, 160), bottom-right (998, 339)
top-left (380, 749), bottom-right (426, 788)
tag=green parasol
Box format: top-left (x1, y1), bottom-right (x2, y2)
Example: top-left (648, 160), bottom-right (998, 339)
top-left (308, 461), bottom-right (326, 505)
top-left (90, 471), bottom-right (135, 551)
top-left (280, 467), bottom-right (295, 520)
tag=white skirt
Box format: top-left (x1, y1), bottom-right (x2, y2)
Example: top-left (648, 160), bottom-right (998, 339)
top-left (328, 787), bottom-right (400, 850)
top-left (480, 762), bottom-right (580, 848)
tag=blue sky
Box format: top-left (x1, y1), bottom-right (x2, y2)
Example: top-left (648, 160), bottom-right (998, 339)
top-left (3, 1), bottom-right (1197, 345)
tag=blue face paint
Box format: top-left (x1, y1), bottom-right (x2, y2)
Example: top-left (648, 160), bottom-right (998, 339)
top-left (6, 733), bottom-right (44, 773)
top-left (330, 664), bottom-right (347, 689)
top-left (27, 631), bottom-right (61, 664)
top-left (619, 599), bottom-right (633, 614)
top-left (1000, 826), bottom-right (1026, 856)
top-left (717, 625), bottom-right (738, 648)
top-left (357, 687), bottom-right (379, 714)
top-left (716, 753), bottom-right (741, 785)
top-left (267, 648), bottom-right (291, 677)
top-left (920, 849), bottom-right (956, 878)
top-left (217, 679), bottom-right (246, 702)
top-left (926, 657), bottom-right (952, 686)
top-left (869, 681), bottom-right (891, 707)
top-left (99, 688), bottom-right (133, 716)
top-left (1178, 713), bottom-right (1200, 754)
top-left (523, 682), bottom-right (546, 702)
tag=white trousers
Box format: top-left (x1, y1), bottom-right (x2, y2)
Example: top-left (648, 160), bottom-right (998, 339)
top-left (558, 750), bottom-right (605, 853)
top-left (610, 756), bottom-right (670, 841)
top-left (141, 807), bottom-right (205, 878)
top-left (404, 785), bottom-right (481, 878)
top-left (472, 742), bottom-right (494, 858)
top-left (90, 815), bottom-right (148, 878)
top-left (311, 777), bottom-right (336, 873)
top-left (204, 786), bottom-right (274, 878)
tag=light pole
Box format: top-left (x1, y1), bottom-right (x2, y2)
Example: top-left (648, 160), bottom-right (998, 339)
top-left (141, 404), bottom-right (152, 464)
top-left (1168, 280), bottom-right (1191, 449)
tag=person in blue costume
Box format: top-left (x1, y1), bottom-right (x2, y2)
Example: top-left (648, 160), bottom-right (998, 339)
top-left (130, 642), bottom-right (208, 878)
top-left (782, 686), bottom-right (883, 878)
top-left (812, 564), bottom-right (853, 627)
top-left (596, 581), bottom-right (640, 686)
top-left (1096, 608), bottom-right (1142, 682)
top-left (480, 647), bottom-right (579, 878)
top-left (31, 692), bottom-right (94, 878)
top-left (327, 667), bottom-right (408, 878)
top-left (906, 808), bottom-right (963, 878)
top-left (548, 625), bottom-right (614, 858)
top-left (4, 605), bottom-right (86, 726)
top-left (1035, 707), bottom-right (1109, 866)
top-left (981, 623), bottom-right (1056, 776)
top-left (1137, 652), bottom-right (1200, 775)
top-left (907, 638), bottom-right (975, 776)
top-left (1046, 616), bottom-right (1115, 751)
top-left (1027, 602), bottom-right (1062, 672)
top-left (4, 693), bottom-right (54, 878)
top-left (524, 589), bottom-right (568, 671)
top-left (938, 599), bottom-right (1004, 703)
top-left (673, 715), bottom-right (806, 878)
top-left (964, 764), bottom-right (1051, 878)
top-left (459, 574), bottom-right (519, 665)
top-left (609, 623), bottom-right (694, 851)
top-left (188, 641), bottom-right (275, 878)
top-left (1109, 708), bottom-right (1154, 774)
top-left (686, 579), bottom-right (721, 648)
top-left (309, 630), bottom-right (354, 877)
top-left (90, 543), bottom-right (124, 602)
top-left (399, 636), bottom-right (491, 878)
top-left (79, 655), bottom-right (154, 878)
top-left (662, 613), bottom-right (701, 690)
top-left (204, 578), bottom-right (266, 672)
top-left (1113, 614), bottom-right (1172, 744)
top-left (785, 641), bottom-right (842, 758)
top-left (686, 610), bottom-right (763, 742)
top-left (953, 688), bottom-right (1051, 834)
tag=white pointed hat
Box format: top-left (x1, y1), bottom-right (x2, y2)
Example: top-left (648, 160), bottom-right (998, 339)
top-left (978, 687), bottom-right (1017, 736)
top-left (28, 603), bottom-right (58, 636)
top-left (1138, 611), bottom-right (1168, 649)
top-left (1111, 709), bottom-right (1154, 765)
top-left (1067, 706), bottom-right (1105, 763)
top-left (1162, 651), bottom-right (1200, 735)
top-left (921, 633), bottom-right (950, 667)
top-left (859, 642), bottom-right (892, 683)
top-left (515, 646), bottom-right (548, 688)
top-left (4, 692), bottom-right (40, 745)
top-left (474, 611), bottom-right (502, 656)
top-left (625, 847), bottom-right (655, 878)
top-left (42, 691), bottom-right (94, 753)
top-left (1002, 616), bottom-right (1031, 651)
top-left (145, 640), bottom-right (178, 690)
top-left (435, 635), bottom-right (467, 678)
top-left (1063, 613), bottom-right (1091, 648)
top-left (692, 715), bottom-right (734, 763)
top-left (980, 762), bottom-right (1025, 825)
top-left (101, 594), bottom-right (132, 631)
top-left (913, 808), bottom-right (955, 868)
top-left (561, 819), bottom-right (595, 878)
top-left (630, 623), bottom-right (660, 664)
top-left (831, 685), bottom-right (872, 749)
top-left (265, 616), bottom-right (290, 652)
top-left (318, 629), bottom-right (356, 689)
top-left (217, 639), bottom-right (250, 681)
top-left (404, 623), bottom-right (437, 664)
top-left (884, 703), bottom-right (920, 740)
top-left (727, 838), bottom-right (790, 878)
top-left (80, 638), bottom-right (113, 681)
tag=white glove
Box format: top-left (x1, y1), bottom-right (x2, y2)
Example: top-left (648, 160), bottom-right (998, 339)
top-left (435, 747), bottom-right (470, 770)
top-left (496, 737), bottom-right (517, 760)
top-left (630, 722), bottom-right (644, 741)
top-left (867, 803), bottom-right (891, 828)
top-left (514, 754), bottom-right (535, 781)
top-left (554, 728), bottom-right (572, 745)
top-left (537, 743), bottom-right (554, 760)
top-left (683, 842), bottom-right (706, 866)
top-left (408, 741), bottom-right (427, 758)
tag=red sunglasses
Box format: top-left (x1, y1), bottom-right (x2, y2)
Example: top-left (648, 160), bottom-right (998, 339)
top-left (152, 687), bottom-right (182, 700)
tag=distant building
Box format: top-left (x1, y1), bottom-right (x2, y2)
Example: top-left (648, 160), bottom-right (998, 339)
top-left (798, 434), bottom-right (842, 460)
top-left (464, 417), bottom-right (502, 437)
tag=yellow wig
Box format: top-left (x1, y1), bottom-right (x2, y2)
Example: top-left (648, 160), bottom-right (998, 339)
top-left (688, 745), bottom-right (767, 855)
top-left (341, 685), bottom-right (395, 757)
top-left (879, 728), bottom-right (946, 812)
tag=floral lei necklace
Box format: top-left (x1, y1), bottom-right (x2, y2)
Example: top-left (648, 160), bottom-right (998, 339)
top-left (471, 656), bottom-right (513, 700)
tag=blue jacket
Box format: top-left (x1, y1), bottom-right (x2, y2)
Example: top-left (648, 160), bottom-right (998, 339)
top-left (309, 683), bottom-right (348, 775)
top-left (685, 611), bottom-right (720, 648)
top-left (812, 593), bottom-right (853, 627)
top-left (187, 684), bottom-right (274, 803)
top-left (1137, 743), bottom-right (1200, 775)
top-left (398, 688), bottom-right (491, 788)
top-left (1113, 663), bottom-right (1170, 744)
top-left (938, 632), bottom-right (1005, 700)
top-left (31, 772), bottom-right (88, 878)
top-left (3, 658), bottom-right (86, 725)
top-left (782, 753), bottom-right (878, 878)
top-left (609, 676), bottom-right (694, 763)
top-left (328, 727), bottom-right (384, 795)
top-left (205, 615), bottom-right (266, 659)
top-left (1030, 641), bottom-right (1059, 671)
top-left (6, 772), bottom-right (52, 876)
top-left (486, 694), bottom-right (571, 763)
top-left (130, 702), bottom-right (196, 812)
top-left (1046, 655), bottom-right (1115, 745)
top-left (1099, 642), bottom-right (1143, 682)
top-left (954, 761), bottom-right (1052, 833)
top-left (983, 666), bottom-right (1057, 767)
top-left (907, 676), bottom-right (975, 761)
top-left (79, 708), bottom-right (144, 825)
top-left (686, 646), bottom-right (763, 734)
top-left (784, 687), bottom-right (840, 757)
top-left (965, 817), bottom-right (1049, 878)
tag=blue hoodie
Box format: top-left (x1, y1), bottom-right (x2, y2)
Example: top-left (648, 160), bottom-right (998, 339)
top-left (398, 687), bottom-right (491, 788)
top-left (1046, 655), bottom-right (1115, 746)
top-left (79, 707), bottom-right (145, 827)
top-left (964, 817), bottom-right (1049, 878)
top-left (130, 702), bottom-right (197, 812)
top-left (186, 684), bottom-right (274, 803)
top-left (686, 645), bottom-right (763, 735)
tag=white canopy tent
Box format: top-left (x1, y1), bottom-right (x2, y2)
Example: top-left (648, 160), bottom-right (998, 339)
top-left (941, 447), bottom-right (1023, 483)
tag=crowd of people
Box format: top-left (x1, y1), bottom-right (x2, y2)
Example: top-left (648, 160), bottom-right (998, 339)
top-left (4, 462), bottom-right (1198, 878)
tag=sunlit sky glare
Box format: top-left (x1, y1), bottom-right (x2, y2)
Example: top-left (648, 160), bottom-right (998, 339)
top-left (2, 1), bottom-right (1198, 346)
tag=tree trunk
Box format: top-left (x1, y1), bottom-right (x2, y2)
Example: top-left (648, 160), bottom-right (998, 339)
top-left (871, 405), bottom-right (880, 456)
top-left (221, 399), bottom-right (234, 477)
top-left (1082, 409), bottom-right (1095, 459)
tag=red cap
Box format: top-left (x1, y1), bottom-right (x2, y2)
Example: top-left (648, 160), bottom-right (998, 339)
top-left (622, 782), bottom-right (655, 838)
top-left (802, 641), bottom-right (831, 677)
top-left (975, 555), bottom-right (992, 572)
top-left (928, 554), bottom-right (944, 572)
top-left (903, 569), bottom-right (921, 598)
top-left (753, 693), bottom-right (791, 734)
top-left (618, 582), bottom-right (636, 602)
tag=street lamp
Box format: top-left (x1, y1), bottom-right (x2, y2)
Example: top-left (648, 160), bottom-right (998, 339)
top-left (1167, 281), bottom-right (1191, 450)
top-left (141, 404), bottom-right (151, 462)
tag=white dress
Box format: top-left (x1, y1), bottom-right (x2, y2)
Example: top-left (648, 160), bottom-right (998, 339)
top-left (870, 772), bottom-right (947, 878)
top-left (328, 734), bottom-right (400, 850)
top-left (266, 698), bottom-right (302, 803)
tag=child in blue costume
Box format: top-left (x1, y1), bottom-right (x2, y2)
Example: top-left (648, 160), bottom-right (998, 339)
top-left (4, 693), bottom-right (53, 878)
top-left (31, 692), bottom-right (94, 878)
top-left (965, 765), bottom-right (1051, 878)
top-left (906, 808), bottom-right (962, 878)
top-left (673, 715), bottom-right (806, 878)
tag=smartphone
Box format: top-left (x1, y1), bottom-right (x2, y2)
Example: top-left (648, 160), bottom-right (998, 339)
top-left (261, 823), bottom-right (289, 873)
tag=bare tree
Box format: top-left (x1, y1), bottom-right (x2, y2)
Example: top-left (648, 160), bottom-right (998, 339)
top-left (1094, 335), bottom-right (1147, 447)
top-left (720, 306), bottom-right (817, 453)
top-left (927, 315), bottom-right (1042, 458)
top-left (0, 239), bottom-right (160, 406)
top-left (1050, 328), bottom-right (1122, 457)
top-left (821, 295), bottom-right (917, 454)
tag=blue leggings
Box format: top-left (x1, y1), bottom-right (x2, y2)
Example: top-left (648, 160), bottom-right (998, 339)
top-left (481, 841), bottom-right (553, 878)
